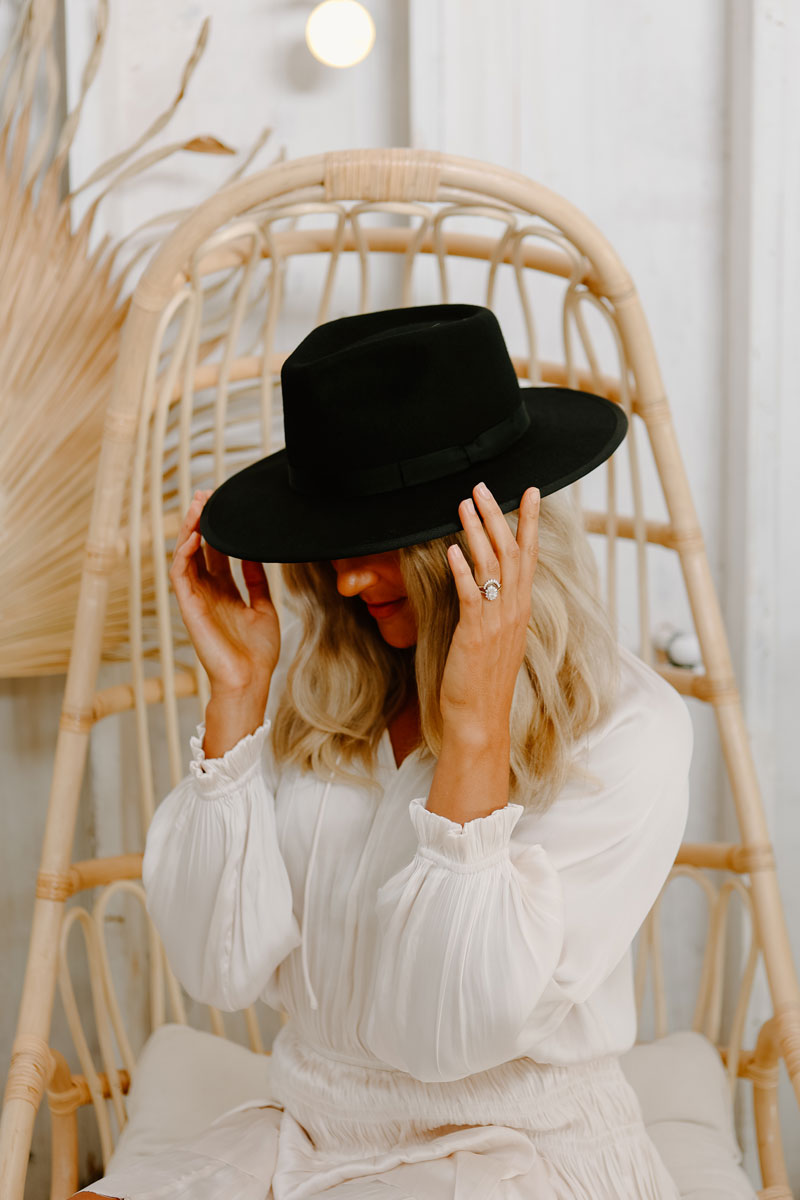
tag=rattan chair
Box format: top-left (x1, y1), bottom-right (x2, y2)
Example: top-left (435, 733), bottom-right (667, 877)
top-left (2, 147), bottom-right (798, 1199)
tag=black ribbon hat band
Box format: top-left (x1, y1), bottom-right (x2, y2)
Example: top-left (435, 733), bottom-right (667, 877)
top-left (287, 400), bottom-right (532, 498)
top-left (199, 303), bottom-right (628, 563)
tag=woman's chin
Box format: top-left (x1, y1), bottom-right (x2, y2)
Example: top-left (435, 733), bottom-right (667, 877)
top-left (374, 618), bottom-right (417, 649)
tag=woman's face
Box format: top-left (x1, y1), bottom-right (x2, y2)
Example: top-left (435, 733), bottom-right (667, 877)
top-left (330, 550), bottom-right (417, 648)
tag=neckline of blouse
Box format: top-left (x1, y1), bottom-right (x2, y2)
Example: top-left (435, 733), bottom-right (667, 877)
top-left (379, 725), bottom-right (430, 775)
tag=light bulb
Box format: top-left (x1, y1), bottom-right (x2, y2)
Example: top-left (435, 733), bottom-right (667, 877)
top-left (305, 0), bottom-right (376, 68)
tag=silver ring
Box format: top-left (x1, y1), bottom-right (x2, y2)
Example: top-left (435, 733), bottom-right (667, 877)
top-left (478, 577), bottom-right (502, 601)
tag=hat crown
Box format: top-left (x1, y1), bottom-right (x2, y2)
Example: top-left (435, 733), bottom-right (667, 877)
top-left (280, 304), bottom-right (525, 497)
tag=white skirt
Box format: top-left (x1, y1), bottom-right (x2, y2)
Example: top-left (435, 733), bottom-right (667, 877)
top-left (83, 1030), bottom-right (680, 1200)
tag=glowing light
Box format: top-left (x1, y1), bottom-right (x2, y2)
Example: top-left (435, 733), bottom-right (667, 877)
top-left (305, 0), bottom-right (376, 68)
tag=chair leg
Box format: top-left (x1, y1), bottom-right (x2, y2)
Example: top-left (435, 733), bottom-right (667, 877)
top-left (47, 1049), bottom-right (78, 1200)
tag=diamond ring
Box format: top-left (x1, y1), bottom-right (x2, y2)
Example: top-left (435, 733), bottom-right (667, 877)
top-left (478, 577), bottom-right (502, 601)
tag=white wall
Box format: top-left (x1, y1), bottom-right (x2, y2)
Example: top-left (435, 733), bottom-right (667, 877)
top-left (4, 0), bottom-right (799, 1192)
top-left (723, 2), bottom-right (800, 1184)
top-left (66, 0), bottom-right (410, 247)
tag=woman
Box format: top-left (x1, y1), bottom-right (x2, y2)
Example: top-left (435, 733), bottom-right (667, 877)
top-left (77, 304), bottom-right (691, 1199)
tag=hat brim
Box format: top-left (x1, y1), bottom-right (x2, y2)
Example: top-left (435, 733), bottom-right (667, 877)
top-left (198, 386), bottom-right (627, 563)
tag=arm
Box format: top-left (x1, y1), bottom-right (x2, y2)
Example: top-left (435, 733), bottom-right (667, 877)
top-left (363, 676), bottom-right (693, 1083)
top-left (425, 723), bottom-right (511, 823)
top-left (151, 490), bottom-right (302, 1012)
top-left (201, 687), bottom-right (270, 760)
top-left (142, 709), bottom-right (301, 1013)
top-left (142, 611), bottom-right (306, 1013)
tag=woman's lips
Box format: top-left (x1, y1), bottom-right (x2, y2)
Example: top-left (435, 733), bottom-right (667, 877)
top-left (366, 597), bottom-right (406, 618)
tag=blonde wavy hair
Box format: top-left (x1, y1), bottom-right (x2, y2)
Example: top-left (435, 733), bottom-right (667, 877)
top-left (271, 486), bottom-right (621, 813)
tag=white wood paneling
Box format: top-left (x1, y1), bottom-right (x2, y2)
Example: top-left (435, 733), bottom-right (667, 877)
top-left (724, 0), bottom-right (800, 1186)
top-left (65, 0), bottom-right (409, 247)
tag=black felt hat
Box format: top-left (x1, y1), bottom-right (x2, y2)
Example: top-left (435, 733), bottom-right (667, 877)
top-left (198, 303), bottom-right (628, 563)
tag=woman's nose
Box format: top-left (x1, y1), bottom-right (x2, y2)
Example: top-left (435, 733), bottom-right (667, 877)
top-left (334, 564), bottom-right (378, 597)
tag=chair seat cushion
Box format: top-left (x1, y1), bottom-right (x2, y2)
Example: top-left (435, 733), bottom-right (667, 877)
top-left (618, 1031), bottom-right (756, 1199)
top-left (106, 1024), bottom-right (757, 1198)
top-left (109, 1023), bottom-right (276, 1171)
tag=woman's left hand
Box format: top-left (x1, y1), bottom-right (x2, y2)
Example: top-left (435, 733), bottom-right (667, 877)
top-left (440, 481), bottom-right (540, 740)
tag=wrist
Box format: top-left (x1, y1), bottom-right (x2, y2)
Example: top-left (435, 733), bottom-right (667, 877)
top-left (441, 717), bottom-right (510, 754)
top-left (203, 689), bottom-right (271, 761)
top-left (428, 722), bottom-right (511, 824)
top-left (208, 675), bottom-right (271, 708)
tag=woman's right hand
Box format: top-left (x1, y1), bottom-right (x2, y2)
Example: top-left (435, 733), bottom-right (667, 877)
top-left (169, 490), bottom-right (281, 699)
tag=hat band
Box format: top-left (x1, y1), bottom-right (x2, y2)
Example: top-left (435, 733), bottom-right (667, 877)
top-left (287, 399), bottom-right (532, 498)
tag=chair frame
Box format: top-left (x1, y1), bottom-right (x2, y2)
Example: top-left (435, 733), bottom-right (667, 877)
top-left (1, 147), bottom-right (798, 1200)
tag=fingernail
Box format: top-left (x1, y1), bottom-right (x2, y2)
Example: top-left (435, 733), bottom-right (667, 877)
top-left (476, 481), bottom-right (490, 497)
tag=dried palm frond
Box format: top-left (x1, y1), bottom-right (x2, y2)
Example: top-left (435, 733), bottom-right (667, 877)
top-left (0, 0), bottom-right (277, 676)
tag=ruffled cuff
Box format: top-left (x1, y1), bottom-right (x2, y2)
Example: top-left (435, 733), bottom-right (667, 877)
top-left (189, 718), bottom-right (272, 797)
top-left (407, 795), bottom-right (525, 868)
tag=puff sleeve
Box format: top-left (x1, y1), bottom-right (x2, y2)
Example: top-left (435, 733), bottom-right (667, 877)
top-left (363, 657), bottom-right (693, 1083)
top-left (142, 610), bottom-right (305, 1013)
top-left (141, 718), bottom-right (301, 1012)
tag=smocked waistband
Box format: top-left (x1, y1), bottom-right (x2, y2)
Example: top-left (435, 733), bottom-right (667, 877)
top-left (268, 1022), bottom-right (638, 1139)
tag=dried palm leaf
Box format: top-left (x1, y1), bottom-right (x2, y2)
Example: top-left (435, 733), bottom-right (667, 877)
top-left (0, 0), bottom-right (275, 676)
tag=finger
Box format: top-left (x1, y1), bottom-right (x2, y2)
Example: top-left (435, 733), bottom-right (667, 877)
top-left (458, 500), bottom-right (501, 619)
top-left (170, 528), bottom-right (210, 595)
top-left (171, 491), bottom-right (208, 569)
top-left (471, 483), bottom-right (521, 599)
top-left (447, 542), bottom-right (482, 628)
top-left (195, 492), bottom-right (237, 588)
top-left (458, 492), bottom-right (506, 605)
top-left (203, 538), bottom-right (237, 587)
top-left (459, 497), bottom-right (500, 585)
top-left (517, 486), bottom-right (540, 596)
top-left (241, 559), bottom-right (273, 612)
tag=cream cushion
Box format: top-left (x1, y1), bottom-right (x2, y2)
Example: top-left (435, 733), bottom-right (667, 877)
top-left (618, 1031), bottom-right (757, 1199)
top-left (106, 1024), bottom-right (757, 1198)
top-left (108, 1023), bottom-right (276, 1172)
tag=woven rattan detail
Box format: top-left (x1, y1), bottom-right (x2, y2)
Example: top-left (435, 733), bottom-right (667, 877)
top-left (775, 1004), bottom-right (800, 1081)
top-left (47, 1070), bottom-right (131, 1115)
top-left (639, 395), bottom-right (672, 426)
top-left (36, 871), bottom-right (76, 901)
top-left (324, 148), bottom-right (442, 202)
top-left (699, 676), bottom-right (740, 704)
top-left (59, 705), bottom-right (94, 734)
top-left (732, 845), bottom-right (777, 874)
top-left (3, 1036), bottom-right (53, 1106)
top-left (744, 1059), bottom-right (780, 1088)
top-left (668, 530), bottom-right (707, 554)
top-left (46, 1083), bottom-right (85, 1117)
top-left (85, 541), bottom-right (123, 575)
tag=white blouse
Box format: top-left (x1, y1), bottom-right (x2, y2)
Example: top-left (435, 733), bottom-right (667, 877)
top-left (142, 610), bottom-right (693, 1085)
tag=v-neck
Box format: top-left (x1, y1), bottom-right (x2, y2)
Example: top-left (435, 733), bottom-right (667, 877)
top-left (379, 725), bottom-right (426, 774)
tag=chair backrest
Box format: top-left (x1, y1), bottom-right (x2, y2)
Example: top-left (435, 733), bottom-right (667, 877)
top-left (3, 147), bottom-right (799, 1200)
